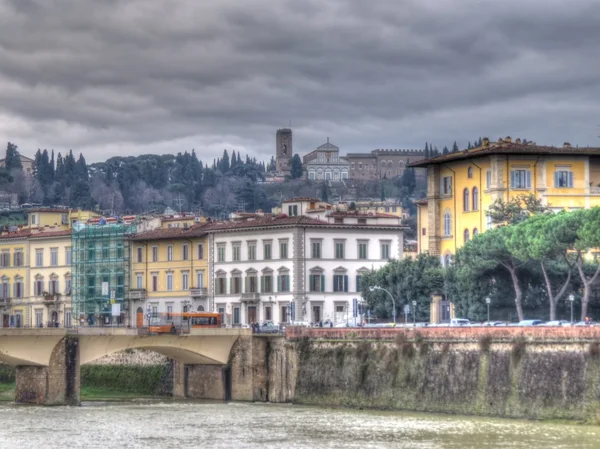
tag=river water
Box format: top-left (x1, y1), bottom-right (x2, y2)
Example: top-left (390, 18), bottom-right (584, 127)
top-left (0, 401), bottom-right (598, 449)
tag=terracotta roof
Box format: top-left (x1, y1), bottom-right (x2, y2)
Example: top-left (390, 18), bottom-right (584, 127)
top-left (29, 230), bottom-right (72, 238)
top-left (328, 211), bottom-right (400, 218)
top-left (281, 197), bottom-right (322, 203)
top-left (161, 216), bottom-right (195, 222)
top-left (409, 141), bottom-right (600, 167)
top-left (130, 224), bottom-right (208, 241)
top-left (0, 230), bottom-right (32, 239)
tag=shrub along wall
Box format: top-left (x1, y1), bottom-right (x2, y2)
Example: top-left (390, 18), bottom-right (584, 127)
top-left (80, 364), bottom-right (173, 396)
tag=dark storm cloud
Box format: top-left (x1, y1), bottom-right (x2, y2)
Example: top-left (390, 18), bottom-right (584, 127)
top-left (0, 0), bottom-right (599, 162)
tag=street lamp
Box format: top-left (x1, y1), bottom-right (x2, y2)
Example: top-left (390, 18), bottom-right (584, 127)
top-left (412, 300), bottom-right (417, 325)
top-left (369, 286), bottom-right (396, 324)
top-left (485, 297), bottom-right (491, 324)
top-left (569, 294), bottom-right (575, 324)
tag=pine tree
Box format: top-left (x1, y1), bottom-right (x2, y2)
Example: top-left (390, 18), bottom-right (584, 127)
top-left (290, 154), bottom-right (303, 179)
top-left (452, 141), bottom-right (459, 153)
top-left (442, 146), bottom-right (449, 155)
top-left (219, 150), bottom-right (230, 173)
top-left (4, 142), bottom-right (22, 171)
top-left (424, 142), bottom-right (430, 159)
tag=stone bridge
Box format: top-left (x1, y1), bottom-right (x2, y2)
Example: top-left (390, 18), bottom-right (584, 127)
top-left (0, 328), bottom-right (283, 405)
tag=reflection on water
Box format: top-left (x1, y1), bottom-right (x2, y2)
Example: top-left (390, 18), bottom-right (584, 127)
top-left (0, 401), bottom-right (598, 449)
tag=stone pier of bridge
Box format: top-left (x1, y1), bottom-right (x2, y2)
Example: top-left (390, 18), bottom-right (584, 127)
top-left (0, 328), bottom-right (277, 405)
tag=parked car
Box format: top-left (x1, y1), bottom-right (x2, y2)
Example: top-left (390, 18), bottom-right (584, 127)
top-left (449, 318), bottom-right (471, 327)
top-left (259, 322), bottom-right (281, 334)
top-left (482, 321), bottom-right (505, 326)
top-left (517, 319), bottom-right (544, 326)
top-left (545, 320), bottom-right (570, 326)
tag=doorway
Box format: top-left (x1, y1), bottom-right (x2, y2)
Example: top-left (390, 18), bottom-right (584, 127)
top-left (247, 305), bottom-right (257, 324)
top-left (312, 305), bottom-right (322, 323)
top-left (51, 311), bottom-right (58, 327)
top-left (136, 307), bottom-right (144, 328)
top-left (2, 315), bottom-right (8, 328)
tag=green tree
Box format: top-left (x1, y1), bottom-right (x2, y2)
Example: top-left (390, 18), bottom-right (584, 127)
top-left (4, 142), bottom-right (22, 171)
top-left (442, 146), bottom-right (449, 155)
top-left (452, 141), bottom-right (459, 153)
top-left (290, 154), bottom-right (303, 179)
top-left (507, 213), bottom-right (574, 320)
top-left (573, 208), bottom-right (600, 320)
top-left (487, 194), bottom-right (549, 226)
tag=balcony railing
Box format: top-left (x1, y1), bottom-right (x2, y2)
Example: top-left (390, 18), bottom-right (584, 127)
top-left (241, 292), bottom-right (261, 301)
top-left (128, 289), bottom-right (147, 300)
top-left (0, 297), bottom-right (10, 306)
top-left (43, 294), bottom-right (61, 304)
top-left (189, 287), bottom-right (208, 298)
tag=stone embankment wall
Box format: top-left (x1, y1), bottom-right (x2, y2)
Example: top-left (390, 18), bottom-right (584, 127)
top-left (285, 327), bottom-right (600, 422)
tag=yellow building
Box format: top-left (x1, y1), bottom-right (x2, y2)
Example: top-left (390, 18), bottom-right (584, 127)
top-left (27, 207), bottom-right (99, 228)
top-left (0, 229), bottom-right (30, 327)
top-left (411, 137), bottom-right (600, 262)
top-left (129, 226), bottom-right (209, 327)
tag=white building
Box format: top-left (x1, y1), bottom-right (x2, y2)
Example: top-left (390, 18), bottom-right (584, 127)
top-left (203, 202), bottom-right (404, 326)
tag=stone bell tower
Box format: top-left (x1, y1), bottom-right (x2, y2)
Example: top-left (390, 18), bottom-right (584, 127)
top-left (276, 128), bottom-right (293, 174)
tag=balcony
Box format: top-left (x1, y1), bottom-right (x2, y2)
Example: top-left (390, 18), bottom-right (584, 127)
top-left (0, 297), bottom-right (10, 307)
top-left (241, 292), bottom-right (261, 302)
top-left (43, 294), bottom-right (60, 305)
top-left (189, 287), bottom-right (207, 298)
top-left (128, 289), bottom-right (147, 301)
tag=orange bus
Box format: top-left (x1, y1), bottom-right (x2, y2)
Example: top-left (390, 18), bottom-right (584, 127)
top-left (148, 312), bottom-right (222, 334)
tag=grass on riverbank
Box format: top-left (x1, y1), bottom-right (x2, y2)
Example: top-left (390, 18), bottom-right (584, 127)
top-left (0, 383), bottom-right (161, 402)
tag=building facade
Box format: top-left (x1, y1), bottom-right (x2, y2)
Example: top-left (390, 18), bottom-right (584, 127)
top-left (410, 137), bottom-right (600, 262)
top-left (304, 139), bottom-right (349, 181)
top-left (346, 149), bottom-right (425, 180)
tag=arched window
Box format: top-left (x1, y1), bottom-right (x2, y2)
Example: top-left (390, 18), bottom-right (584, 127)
top-left (468, 167), bottom-right (473, 178)
top-left (463, 188), bottom-right (470, 212)
top-left (464, 228), bottom-right (470, 243)
top-left (387, 161), bottom-right (393, 168)
top-left (473, 228), bottom-right (479, 236)
top-left (443, 209), bottom-right (452, 236)
top-left (443, 252), bottom-right (452, 267)
top-left (472, 187), bottom-right (479, 211)
top-left (197, 305), bottom-right (205, 312)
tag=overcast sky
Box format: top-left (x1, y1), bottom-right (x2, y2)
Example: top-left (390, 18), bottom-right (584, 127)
top-left (1, 0), bottom-right (599, 163)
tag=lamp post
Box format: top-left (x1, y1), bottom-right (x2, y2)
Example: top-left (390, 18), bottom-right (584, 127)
top-left (569, 294), bottom-right (575, 324)
top-left (412, 300), bottom-right (417, 325)
top-left (485, 297), bottom-right (491, 324)
top-left (369, 286), bottom-right (396, 324)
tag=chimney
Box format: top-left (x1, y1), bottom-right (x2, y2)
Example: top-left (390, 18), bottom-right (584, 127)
top-left (563, 142), bottom-right (571, 148)
top-left (482, 137), bottom-right (490, 147)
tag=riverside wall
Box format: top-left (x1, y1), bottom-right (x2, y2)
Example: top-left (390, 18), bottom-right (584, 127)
top-left (285, 327), bottom-right (600, 422)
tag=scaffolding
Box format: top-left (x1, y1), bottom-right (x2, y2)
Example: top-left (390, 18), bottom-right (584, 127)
top-left (71, 221), bottom-right (136, 324)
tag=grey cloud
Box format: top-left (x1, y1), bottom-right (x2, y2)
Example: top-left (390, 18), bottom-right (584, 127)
top-left (0, 0), bottom-right (600, 162)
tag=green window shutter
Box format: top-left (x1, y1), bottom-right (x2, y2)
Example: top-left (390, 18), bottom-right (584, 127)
top-left (229, 277), bottom-right (233, 294)
top-left (277, 275), bottom-right (281, 292)
top-left (261, 276), bottom-right (265, 292)
top-left (568, 171), bottom-right (573, 187)
top-left (344, 275), bottom-right (349, 292)
top-left (320, 275), bottom-right (325, 292)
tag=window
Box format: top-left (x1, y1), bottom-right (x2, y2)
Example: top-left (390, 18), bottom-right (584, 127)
top-left (443, 209), bottom-right (452, 236)
top-left (463, 188), bottom-right (470, 212)
top-left (280, 241), bottom-right (288, 259)
top-left (34, 278), bottom-right (44, 296)
top-left (36, 249), bottom-right (43, 267)
top-left (554, 170), bottom-right (573, 188)
top-left (117, 243), bottom-right (124, 260)
top-left (309, 274), bottom-right (325, 292)
top-left (473, 228), bottom-right (479, 236)
top-left (472, 187), bottom-right (479, 211)
top-left (14, 250), bottom-right (23, 267)
top-left (464, 229), bottom-right (470, 243)
top-left (510, 169), bottom-right (531, 189)
top-left (167, 305), bottom-right (173, 321)
top-left (215, 276), bottom-right (226, 294)
top-left (35, 310), bottom-right (43, 328)
top-left (217, 245), bottom-right (226, 262)
top-left (31, 214), bottom-right (37, 225)
top-left (486, 170), bottom-right (491, 189)
top-left (380, 242), bottom-right (391, 260)
top-left (152, 246), bottom-right (158, 262)
top-left (136, 274), bottom-right (143, 289)
top-left (247, 243), bottom-right (256, 261)
top-left (152, 274), bottom-right (158, 292)
top-left (358, 242), bottom-right (368, 259)
top-left (441, 176), bottom-right (452, 195)
top-left (467, 167), bottom-right (473, 178)
top-left (278, 274), bottom-right (290, 292)
top-left (263, 243), bottom-right (272, 260)
top-left (486, 213), bottom-right (493, 230)
top-left (311, 241), bottom-right (322, 259)
top-left (182, 272), bottom-right (189, 290)
top-left (333, 274), bottom-right (348, 292)
top-left (197, 244), bottom-right (204, 260)
top-left (102, 243), bottom-right (109, 259)
top-left (265, 306), bottom-right (272, 321)
top-left (13, 278), bottom-right (23, 298)
top-left (65, 309), bottom-right (72, 327)
top-left (0, 279), bottom-right (9, 298)
top-left (233, 307), bottom-right (241, 325)
top-left (356, 275), bottom-right (363, 292)
top-left (65, 247), bottom-right (72, 266)
top-left (182, 244), bottom-right (189, 261)
top-left (335, 241), bottom-right (345, 260)
top-left (262, 275), bottom-right (273, 293)
top-left (231, 276), bottom-right (242, 294)
top-left (87, 276), bottom-right (95, 296)
top-left (288, 205), bottom-right (298, 216)
top-left (422, 228), bottom-right (427, 236)
top-left (0, 251), bottom-right (9, 267)
top-left (246, 274), bottom-right (258, 293)
top-left (65, 277), bottom-right (72, 295)
top-left (137, 247), bottom-right (143, 263)
top-left (167, 246), bottom-right (173, 261)
top-left (49, 277), bottom-right (59, 295)
top-left (232, 244), bottom-right (241, 261)
top-left (50, 248), bottom-right (58, 267)
top-left (166, 273), bottom-right (173, 291)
